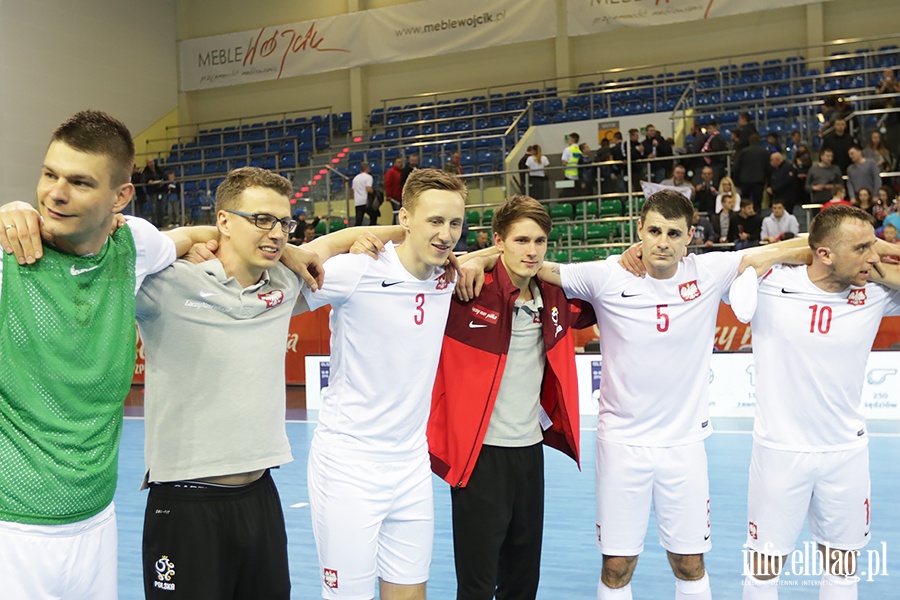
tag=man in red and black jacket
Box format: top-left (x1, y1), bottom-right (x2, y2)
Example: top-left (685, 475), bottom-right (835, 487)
top-left (428, 196), bottom-right (595, 600)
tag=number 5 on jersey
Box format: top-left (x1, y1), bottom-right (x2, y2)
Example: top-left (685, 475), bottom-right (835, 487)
top-left (414, 293), bottom-right (425, 325)
top-left (656, 304), bottom-right (669, 333)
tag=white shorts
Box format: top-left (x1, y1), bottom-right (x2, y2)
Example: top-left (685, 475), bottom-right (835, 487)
top-left (746, 443), bottom-right (870, 556)
top-left (0, 502), bottom-right (117, 600)
top-left (308, 443), bottom-right (434, 599)
top-left (595, 439), bottom-right (711, 556)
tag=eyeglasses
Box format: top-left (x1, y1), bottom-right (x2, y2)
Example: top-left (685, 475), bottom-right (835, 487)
top-left (226, 210), bottom-right (298, 233)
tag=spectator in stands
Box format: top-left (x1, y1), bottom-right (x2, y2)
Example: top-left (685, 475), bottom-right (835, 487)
top-left (855, 186), bottom-right (875, 213)
top-left (468, 230), bottom-right (491, 252)
top-left (303, 222), bottom-right (317, 243)
top-left (700, 120), bottom-right (728, 184)
top-left (165, 171), bottom-right (180, 227)
top-left (611, 130), bottom-right (639, 192)
top-left (883, 222), bottom-right (899, 243)
top-left (518, 146), bottom-right (534, 195)
top-left (735, 112), bottom-right (758, 151)
top-left (640, 124), bottom-right (672, 183)
top-left (864, 130), bottom-right (894, 172)
top-left (525, 144), bottom-right (550, 200)
top-left (874, 186), bottom-right (894, 226)
top-left (714, 176), bottom-right (741, 214)
top-left (444, 151), bottom-right (463, 175)
top-left (729, 129), bottom-right (742, 152)
top-left (847, 144), bottom-right (882, 201)
top-left (687, 122), bottom-right (708, 181)
top-left (141, 158), bottom-right (167, 226)
top-left (764, 132), bottom-right (782, 155)
top-left (352, 163), bottom-right (375, 227)
top-left (578, 142), bottom-right (598, 197)
top-left (712, 193), bottom-right (739, 244)
top-left (661, 164), bottom-right (691, 199)
top-left (595, 139), bottom-right (616, 195)
top-left (792, 143), bottom-right (813, 198)
top-left (761, 199), bottom-right (800, 243)
top-left (767, 152), bottom-right (798, 214)
top-left (734, 198), bottom-right (762, 250)
top-left (732, 133), bottom-right (770, 213)
top-left (561, 133), bottom-right (582, 197)
top-left (882, 204), bottom-right (900, 232)
top-left (785, 130), bottom-right (804, 162)
top-left (805, 147), bottom-right (842, 204)
top-left (690, 208), bottom-right (715, 252)
top-left (821, 118), bottom-right (857, 174)
top-left (822, 182), bottom-right (853, 209)
top-left (694, 166), bottom-right (718, 216)
top-left (400, 153), bottom-right (419, 190)
top-left (384, 157), bottom-right (403, 224)
top-left (873, 68), bottom-right (900, 124)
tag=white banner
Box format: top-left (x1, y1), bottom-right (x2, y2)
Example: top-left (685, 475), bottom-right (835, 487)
top-left (179, 0), bottom-right (555, 91)
top-left (640, 180), bottom-right (693, 201)
top-left (575, 353), bottom-right (900, 419)
top-left (567, 0), bottom-right (832, 37)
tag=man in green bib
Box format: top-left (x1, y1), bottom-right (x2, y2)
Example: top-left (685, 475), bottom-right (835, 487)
top-left (0, 110), bottom-right (245, 600)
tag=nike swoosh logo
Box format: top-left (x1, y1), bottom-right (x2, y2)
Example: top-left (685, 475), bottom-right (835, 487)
top-left (468, 321), bottom-right (488, 329)
top-left (781, 288), bottom-right (801, 294)
top-left (621, 291), bottom-right (641, 298)
top-left (704, 534), bottom-right (711, 541)
top-left (381, 281), bottom-right (403, 287)
top-left (198, 290), bottom-right (218, 298)
top-left (70, 265), bottom-right (99, 276)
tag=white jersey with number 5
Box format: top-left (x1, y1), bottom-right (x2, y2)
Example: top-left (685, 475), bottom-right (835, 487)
top-left (302, 242), bottom-right (454, 460)
top-left (561, 252), bottom-right (743, 446)
top-left (748, 265), bottom-right (900, 452)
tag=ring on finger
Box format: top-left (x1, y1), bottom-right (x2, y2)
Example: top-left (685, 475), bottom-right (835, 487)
top-left (4, 225), bottom-right (13, 230)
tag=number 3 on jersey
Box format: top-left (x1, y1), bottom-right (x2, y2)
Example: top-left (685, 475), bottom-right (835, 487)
top-left (414, 293), bottom-right (425, 325)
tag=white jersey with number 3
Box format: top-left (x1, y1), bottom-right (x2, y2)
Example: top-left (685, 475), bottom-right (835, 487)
top-left (749, 265), bottom-right (900, 451)
top-left (302, 242), bottom-right (454, 460)
top-left (561, 252), bottom-right (743, 446)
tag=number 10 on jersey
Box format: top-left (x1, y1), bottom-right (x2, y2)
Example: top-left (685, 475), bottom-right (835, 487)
top-left (808, 304), bottom-right (832, 334)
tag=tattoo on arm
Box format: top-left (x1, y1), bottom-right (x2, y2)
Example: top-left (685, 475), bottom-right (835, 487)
top-left (551, 264), bottom-right (560, 275)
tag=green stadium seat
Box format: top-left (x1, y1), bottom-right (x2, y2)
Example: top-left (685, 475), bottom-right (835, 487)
top-left (550, 204), bottom-right (574, 220)
top-left (315, 220), bottom-right (327, 235)
top-left (466, 231), bottom-right (477, 246)
top-left (329, 218), bottom-right (347, 232)
top-left (570, 225), bottom-right (585, 241)
top-left (572, 249), bottom-right (594, 262)
top-left (595, 247), bottom-right (610, 260)
top-left (585, 201), bottom-right (599, 217)
top-left (466, 210), bottom-right (480, 225)
top-left (548, 228), bottom-right (561, 243)
top-left (549, 250), bottom-right (569, 263)
top-left (600, 200), bottom-right (622, 216)
top-left (587, 223), bottom-right (615, 241)
top-left (481, 209), bottom-right (494, 225)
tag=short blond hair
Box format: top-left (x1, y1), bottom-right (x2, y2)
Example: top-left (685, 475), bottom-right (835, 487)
top-left (401, 168), bottom-right (467, 212)
top-left (215, 167), bottom-right (293, 212)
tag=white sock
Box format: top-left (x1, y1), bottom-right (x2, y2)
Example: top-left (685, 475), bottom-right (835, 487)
top-left (819, 573), bottom-right (857, 600)
top-left (742, 573), bottom-right (779, 600)
top-left (597, 578), bottom-right (633, 600)
top-left (675, 572), bottom-right (711, 600)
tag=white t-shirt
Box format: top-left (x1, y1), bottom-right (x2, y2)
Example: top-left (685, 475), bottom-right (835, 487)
top-left (737, 265), bottom-right (900, 451)
top-left (352, 172), bottom-right (373, 207)
top-left (561, 252), bottom-right (743, 446)
top-left (302, 242), bottom-right (454, 460)
top-left (0, 216), bottom-right (175, 298)
top-left (525, 155), bottom-right (550, 178)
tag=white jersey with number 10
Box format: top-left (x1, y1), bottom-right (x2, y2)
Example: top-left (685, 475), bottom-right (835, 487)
top-left (749, 264), bottom-right (900, 452)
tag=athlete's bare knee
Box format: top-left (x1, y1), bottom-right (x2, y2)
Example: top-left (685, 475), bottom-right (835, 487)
top-left (819, 544), bottom-right (859, 577)
top-left (667, 552), bottom-right (705, 580)
top-left (601, 555), bottom-right (638, 588)
top-left (747, 550), bottom-right (785, 580)
top-left (379, 579), bottom-right (426, 600)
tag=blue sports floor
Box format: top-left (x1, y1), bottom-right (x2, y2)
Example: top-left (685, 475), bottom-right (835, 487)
top-left (114, 417), bottom-right (900, 599)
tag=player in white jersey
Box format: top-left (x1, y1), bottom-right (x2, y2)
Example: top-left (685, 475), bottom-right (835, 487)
top-left (458, 189), bottom-right (807, 600)
top-left (730, 205), bottom-right (900, 600)
top-left (301, 168), bottom-right (466, 600)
